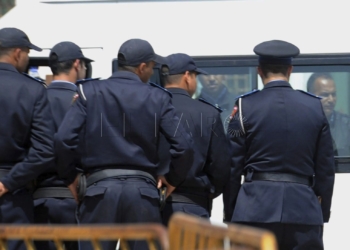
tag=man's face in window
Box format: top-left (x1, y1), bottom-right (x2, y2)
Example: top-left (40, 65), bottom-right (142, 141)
top-left (313, 77), bottom-right (337, 118)
top-left (199, 75), bottom-right (225, 95)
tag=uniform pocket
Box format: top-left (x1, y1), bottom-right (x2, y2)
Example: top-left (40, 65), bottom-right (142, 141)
top-left (85, 186), bottom-right (107, 197)
top-left (139, 187), bottom-right (159, 199)
top-left (34, 198), bottom-right (47, 207)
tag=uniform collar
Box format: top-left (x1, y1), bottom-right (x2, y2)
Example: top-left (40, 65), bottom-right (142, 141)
top-left (166, 88), bottom-right (190, 97)
top-left (48, 81), bottom-right (77, 91)
top-left (263, 80), bottom-right (292, 89)
top-left (109, 71), bottom-right (143, 83)
top-left (0, 62), bottom-right (18, 73)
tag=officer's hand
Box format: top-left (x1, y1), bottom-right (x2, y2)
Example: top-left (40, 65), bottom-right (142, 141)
top-left (68, 175), bottom-right (79, 203)
top-left (157, 176), bottom-right (175, 198)
top-left (0, 182), bottom-right (8, 197)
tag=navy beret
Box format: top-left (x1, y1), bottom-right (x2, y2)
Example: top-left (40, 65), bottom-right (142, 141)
top-left (254, 40), bottom-right (300, 65)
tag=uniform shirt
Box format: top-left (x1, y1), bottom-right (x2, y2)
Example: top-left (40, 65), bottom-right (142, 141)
top-left (328, 111), bottom-right (350, 156)
top-left (55, 71), bottom-right (193, 186)
top-left (36, 81), bottom-right (78, 188)
top-left (0, 62), bottom-right (54, 192)
top-left (223, 80), bottom-right (335, 225)
top-left (157, 88), bottom-right (230, 197)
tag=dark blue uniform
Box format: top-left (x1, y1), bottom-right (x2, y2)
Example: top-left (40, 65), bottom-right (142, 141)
top-left (158, 88), bottom-right (230, 225)
top-left (223, 81), bottom-right (335, 249)
top-left (34, 81), bottom-right (78, 250)
top-left (0, 62), bottom-right (55, 250)
top-left (55, 71), bottom-right (193, 250)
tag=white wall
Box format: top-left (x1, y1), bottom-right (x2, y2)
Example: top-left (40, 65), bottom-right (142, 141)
top-left (2, 1), bottom-right (350, 248)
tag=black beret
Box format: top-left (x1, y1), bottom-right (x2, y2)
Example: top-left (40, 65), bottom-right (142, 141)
top-left (254, 40), bottom-right (300, 65)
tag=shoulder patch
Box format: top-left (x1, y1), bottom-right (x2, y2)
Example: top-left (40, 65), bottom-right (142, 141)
top-left (297, 90), bottom-right (322, 99)
top-left (76, 77), bottom-right (100, 84)
top-left (198, 98), bottom-right (223, 113)
top-left (149, 82), bottom-right (172, 98)
top-left (236, 89), bottom-right (260, 99)
top-left (22, 73), bottom-right (47, 88)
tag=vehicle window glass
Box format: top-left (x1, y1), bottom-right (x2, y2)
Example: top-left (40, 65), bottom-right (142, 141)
top-left (28, 66), bottom-right (53, 85)
top-left (290, 66), bottom-right (350, 156)
top-left (194, 66), bottom-right (256, 128)
top-left (258, 66), bottom-right (350, 157)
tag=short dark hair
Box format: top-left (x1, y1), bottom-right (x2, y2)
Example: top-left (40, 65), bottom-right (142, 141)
top-left (117, 54), bottom-right (154, 73)
top-left (49, 53), bottom-right (83, 75)
top-left (259, 64), bottom-right (290, 78)
top-left (160, 66), bottom-right (183, 86)
top-left (0, 47), bottom-right (15, 58)
top-left (306, 72), bottom-right (334, 93)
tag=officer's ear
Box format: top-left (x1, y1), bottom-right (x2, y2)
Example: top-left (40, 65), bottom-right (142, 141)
top-left (138, 62), bottom-right (147, 73)
top-left (73, 59), bottom-right (81, 70)
top-left (12, 48), bottom-right (22, 63)
top-left (286, 65), bottom-right (293, 78)
top-left (257, 66), bottom-right (264, 79)
top-left (184, 71), bottom-right (191, 84)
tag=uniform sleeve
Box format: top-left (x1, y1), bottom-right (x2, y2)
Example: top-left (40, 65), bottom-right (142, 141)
top-left (313, 112), bottom-right (335, 223)
top-left (223, 108), bottom-right (245, 222)
top-left (55, 87), bottom-right (87, 185)
top-left (159, 96), bottom-right (194, 187)
top-left (1, 86), bottom-right (55, 192)
top-left (204, 111), bottom-right (230, 198)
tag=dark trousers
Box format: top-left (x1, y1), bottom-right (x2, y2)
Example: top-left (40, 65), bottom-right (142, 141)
top-left (77, 177), bottom-right (162, 250)
top-left (239, 222), bottom-right (323, 250)
top-left (0, 189), bottom-right (34, 250)
top-left (162, 202), bottom-right (209, 226)
top-left (34, 197), bottom-right (78, 250)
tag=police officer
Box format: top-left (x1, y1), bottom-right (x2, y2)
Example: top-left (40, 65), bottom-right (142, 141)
top-left (158, 53), bottom-right (230, 225)
top-left (223, 40), bottom-right (335, 250)
top-left (307, 72), bottom-right (350, 156)
top-left (33, 41), bottom-right (93, 250)
top-left (0, 27), bottom-right (55, 250)
top-left (55, 39), bottom-right (193, 250)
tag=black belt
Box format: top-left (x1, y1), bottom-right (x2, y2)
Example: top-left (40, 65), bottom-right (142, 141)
top-left (78, 169), bottom-right (157, 202)
top-left (245, 171), bottom-right (314, 187)
top-left (167, 193), bottom-right (210, 211)
top-left (33, 187), bottom-right (74, 199)
top-left (86, 169), bottom-right (156, 186)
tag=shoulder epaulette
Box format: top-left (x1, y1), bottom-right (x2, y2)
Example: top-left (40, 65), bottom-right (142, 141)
top-left (297, 90), bottom-right (322, 99)
top-left (236, 89), bottom-right (260, 99)
top-left (149, 82), bottom-right (172, 98)
top-left (76, 77), bottom-right (100, 84)
top-left (22, 73), bottom-right (47, 88)
top-left (198, 98), bottom-right (223, 113)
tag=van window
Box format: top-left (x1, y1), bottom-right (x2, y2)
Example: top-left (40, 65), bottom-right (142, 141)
top-left (27, 57), bottom-right (93, 85)
top-left (286, 66), bottom-right (350, 158)
top-left (194, 60), bottom-right (350, 159)
top-left (192, 66), bottom-right (256, 127)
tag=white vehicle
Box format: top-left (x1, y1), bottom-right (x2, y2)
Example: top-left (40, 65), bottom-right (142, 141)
top-left (1, 0), bottom-right (350, 249)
